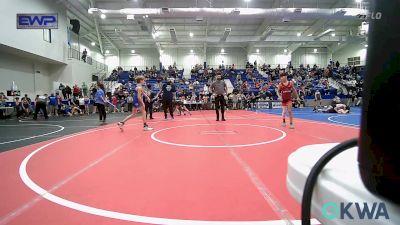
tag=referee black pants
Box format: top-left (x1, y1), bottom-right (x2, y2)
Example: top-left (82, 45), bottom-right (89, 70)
top-left (163, 99), bottom-right (174, 119)
top-left (145, 101), bottom-right (153, 119)
top-left (33, 102), bottom-right (48, 120)
top-left (215, 95), bottom-right (226, 120)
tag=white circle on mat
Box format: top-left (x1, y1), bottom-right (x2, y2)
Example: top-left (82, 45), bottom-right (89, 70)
top-left (18, 122), bottom-right (322, 224)
top-left (151, 124), bottom-right (286, 148)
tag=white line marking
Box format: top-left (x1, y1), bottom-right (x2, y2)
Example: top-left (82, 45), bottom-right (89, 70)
top-left (327, 115), bottom-right (360, 127)
top-left (201, 131), bottom-right (237, 135)
top-left (0, 124), bottom-right (64, 145)
top-left (17, 124), bottom-right (318, 225)
top-left (230, 150), bottom-right (297, 225)
top-left (1, 139), bottom-right (135, 225)
top-left (151, 124), bottom-right (286, 148)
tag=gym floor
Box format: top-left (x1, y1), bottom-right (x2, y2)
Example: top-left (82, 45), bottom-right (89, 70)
top-left (0, 109), bottom-right (359, 225)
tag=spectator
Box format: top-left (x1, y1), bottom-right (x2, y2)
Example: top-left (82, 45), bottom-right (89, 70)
top-left (82, 82), bottom-right (88, 97)
top-left (65, 85), bottom-right (72, 99)
top-left (73, 84), bottom-right (80, 99)
top-left (0, 92), bottom-right (8, 106)
top-left (82, 48), bottom-right (87, 63)
top-left (15, 97), bottom-right (24, 118)
top-left (48, 93), bottom-right (58, 116)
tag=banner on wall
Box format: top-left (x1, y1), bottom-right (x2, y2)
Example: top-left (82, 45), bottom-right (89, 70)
top-left (17, 13), bottom-right (58, 29)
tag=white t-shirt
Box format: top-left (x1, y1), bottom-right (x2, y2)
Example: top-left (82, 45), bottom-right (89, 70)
top-left (79, 98), bottom-right (85, 106)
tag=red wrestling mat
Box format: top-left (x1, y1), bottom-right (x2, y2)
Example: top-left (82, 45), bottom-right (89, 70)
top-left (0, 110), bottom-right (358, 225)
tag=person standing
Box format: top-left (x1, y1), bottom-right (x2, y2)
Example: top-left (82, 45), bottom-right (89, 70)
top-left (82, 82), bottom-right (88, 97)
top-left (157, 79), bottom-right (176, 120)
top-left (145, 84), bottom-right (154, 120)
top-left (33, 94), bottom-right (48, 120)
top-left (95, 83), bottom-right (107, 123)
top-left (277, 73), bottom-right (299, 129)
top-left (48, 93), bottom-right (58, 116)
top-left (210, 74), bottom-right (227, 121)
top-left (117, 76), bottom-right (153, 131)
top-left (82, 48), bottom-right (87, 63)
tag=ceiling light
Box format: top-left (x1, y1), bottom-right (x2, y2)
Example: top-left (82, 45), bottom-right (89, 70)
top-left (284, 49), bottom-right (288, 53)
top-left (190, 49), bottom-right (194, 53)
top-left (131, 50), bottom-right (135, 53)
top-left (331, 33), bottom-right (336, 37)
top-left (356, 0), bottom-right (362, 3)
top-left (307, 34), bottom-right (313, 37)
top-left (297, 32), bottom-right (301, 37)
top-left (189, 32), bottom-right (194, 37)
top-left (145, 15), bottom-right (149, 18)
top-left (364, 44), bottom-right (368, 48)
top-left (256, 49), bottom-right (260, 53)
top-left (88, 8), bottom-right (99, 14)
top-left (127, 14), bottom-right (134, 20)
top-left (244, 0), bottom-right (251, 2)
top-left (105, 50), bottom-right (110, 54)
top-left (314, 48), bottom-right (317, 53)
top-left (143, 15), bottom-right (146, 18)
top-left (221, 48), bottom-right (225, 53)
top-left (91, 42), bottom-right (95, 46)
top-left (100, 14), bottom-right (106, 19)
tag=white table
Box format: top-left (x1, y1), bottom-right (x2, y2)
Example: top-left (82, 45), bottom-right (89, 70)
top-left (0, 106), bottom-right (14, 116)
top-left (287, 143), bottom-right (400, 225)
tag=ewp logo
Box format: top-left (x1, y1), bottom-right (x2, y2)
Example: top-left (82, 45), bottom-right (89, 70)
top-left (17, 14), bottom-right (58, 29)
top-left (322, 202), bottom-right (390, 220)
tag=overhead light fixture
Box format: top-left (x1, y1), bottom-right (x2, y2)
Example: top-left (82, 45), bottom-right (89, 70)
top-left (100, 14), bottom-right (106, 19)
top-left (221, 48), bottom-right (225, 53)
top-left (88, 8), bottom-right (99, 14)
top-left (356, 0), bottom-right (362, 3)
top-left (256, 49), bottom-right (260, 53)
top-left (364, 44), bottom-right (368, 47)
top-left (331, 33), bottom-right (336, 37)
top-left (145, 15), bottom-right (149, 18)
top-left (190, 49), bottom-right (194, 53)
top-left (105, 50), bottom-right (110, 54)
top-left (294, 8), bottom-right (302, 13)
top-left (143, 15), bottom-right (146, 19)
top-left (189, 32), bottom-right (194, 38)
top-left (284, 49), bottom-right (288, 53)
top-left (314, 48), bottom-right (318, 53)
top-left (131, 50), bottom-right (135, 53)
top-left (91, 42), bottom-right (95, 46)
top-left (297, 32), bottom-right (301, 37)
top-left (221, 28), bottom-right (231, 42)
top-left (244, 0), bottom-right (251, 2)
top-left (169, 28), bottom-right (177, 43)
top-left (307, 34), bottom-right (313, 37)
top-left (127, 14), bottom-right (135, 20)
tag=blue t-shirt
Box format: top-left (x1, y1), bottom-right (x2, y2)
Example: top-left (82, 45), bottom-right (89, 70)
top-left (49, 96), bottom-right (57, 105)
top-left (95, 89), bottom-right (105, 105)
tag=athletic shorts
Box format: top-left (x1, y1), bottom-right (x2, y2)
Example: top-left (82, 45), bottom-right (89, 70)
top-left (282, 100), bottom-right (292, 107)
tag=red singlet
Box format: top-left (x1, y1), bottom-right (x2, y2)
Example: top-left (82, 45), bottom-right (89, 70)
top-left (278, 81), bottom-right (293, 106)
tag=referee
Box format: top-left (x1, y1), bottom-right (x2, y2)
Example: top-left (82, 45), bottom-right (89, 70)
top-left (210, 74), bottom-right (227, 121)
top-left (33, 94), bottom-right (49, 120)
top-left (158, 79), bottom-right (176, 120)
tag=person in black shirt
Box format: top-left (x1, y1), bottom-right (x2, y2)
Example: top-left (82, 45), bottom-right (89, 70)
top-left (157, 79), bottom-right (176, 119)
top-left (145, 84), bottom-right (155, 120)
